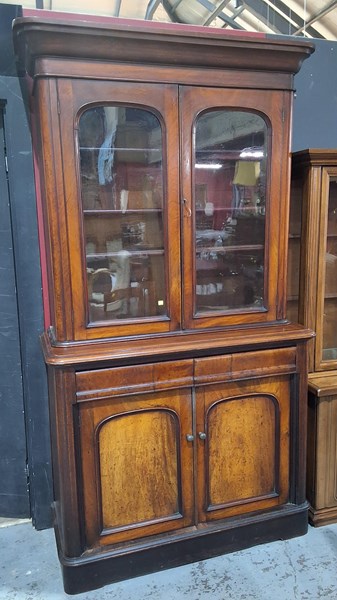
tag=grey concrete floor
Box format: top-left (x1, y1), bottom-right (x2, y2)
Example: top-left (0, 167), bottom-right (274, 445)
top-left (1, 520), bottom-right (337, 599)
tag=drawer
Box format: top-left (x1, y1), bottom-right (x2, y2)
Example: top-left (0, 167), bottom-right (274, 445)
top-left (76, 359), bottom-right (193, 402)
top-left (194, 347), bottom-right (297, 385)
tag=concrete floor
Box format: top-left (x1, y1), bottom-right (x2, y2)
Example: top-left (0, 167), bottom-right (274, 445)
top-left (1, 520), bottom-right (337, 599)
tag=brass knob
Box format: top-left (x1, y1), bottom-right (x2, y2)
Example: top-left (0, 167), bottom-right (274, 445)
top-left (198, 432), bottom-right (206, 440)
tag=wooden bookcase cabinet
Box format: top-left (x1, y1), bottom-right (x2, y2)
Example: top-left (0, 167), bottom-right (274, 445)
top-left (14, 15), bottom-right (313, 594)
top-left (289, 150), bottom-right (337, 526)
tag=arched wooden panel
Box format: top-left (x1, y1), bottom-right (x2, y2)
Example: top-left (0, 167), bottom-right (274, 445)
top-left (196, 376), bottom-right (290, 522)
top-left (98, 409), bottom-right (181, 530)
top-left (206, 393), bottom-right (278, 508)
top-left (78, 387), bottom-right (194, 547)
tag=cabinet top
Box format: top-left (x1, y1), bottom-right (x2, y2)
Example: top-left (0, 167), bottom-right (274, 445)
top-left (13, 13), bottom-right (314, 79)
top-left (292, 148), bottom-right (337, 167)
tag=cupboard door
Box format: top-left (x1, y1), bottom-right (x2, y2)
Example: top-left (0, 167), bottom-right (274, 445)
top-left (196, 376), bottom-right (291, 522)
top-left (180, 87), bottom-right (291, 329)
top-left (50, 80), bottom-right (181, 341)
top-left (78, 387), bottom-right (194, 548)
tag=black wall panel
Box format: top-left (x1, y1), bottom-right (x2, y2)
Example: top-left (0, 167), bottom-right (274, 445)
top-left (0, 71), bottom-right (53, 528)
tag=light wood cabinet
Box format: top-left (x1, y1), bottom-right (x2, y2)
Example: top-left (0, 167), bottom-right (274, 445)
top-left (289, 150), bottom-right (337, 526)
top-left (14, 14), bottom-right (313, 594)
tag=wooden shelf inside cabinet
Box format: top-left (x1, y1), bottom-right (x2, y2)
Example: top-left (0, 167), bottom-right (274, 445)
top-left (87, 249), bottom-right (164, 259)
top-left (14, 13), bottom-right (314, 594)
top-left (196, 244), bottom-right (264, 253)
top-left (83, 209), bottom-right (163, 215)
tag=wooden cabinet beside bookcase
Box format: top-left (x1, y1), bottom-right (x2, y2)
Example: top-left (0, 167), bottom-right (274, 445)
top-left (289, 149), bottom-right (337, 526)
top-left (13, 14), bottom-right (313, 594)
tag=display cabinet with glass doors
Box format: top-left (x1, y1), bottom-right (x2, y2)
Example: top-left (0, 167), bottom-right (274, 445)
top-left (288, 149), bottom-right (337, 526)
top-left (13, 14), bottom-right (314, 594)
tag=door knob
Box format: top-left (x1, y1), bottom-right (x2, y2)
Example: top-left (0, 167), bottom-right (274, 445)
top-left (198, 432), bottom-right (206, 440)
top-left (186, 434), bottom-right (194, 442)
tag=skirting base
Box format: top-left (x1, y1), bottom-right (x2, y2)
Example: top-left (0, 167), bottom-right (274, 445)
top-left (308, 504), bottom-right (337, 527)
top-left (57, 503), bottom-right (309, 595)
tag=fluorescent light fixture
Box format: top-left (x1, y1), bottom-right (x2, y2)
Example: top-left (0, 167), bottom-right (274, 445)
top-left (195, 163), bottom-right (223, 169)
top-left (240, 150), bottom-right (264, 158)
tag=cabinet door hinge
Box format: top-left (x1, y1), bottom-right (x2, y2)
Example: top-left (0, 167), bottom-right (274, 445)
top-left (57, 98), bottom-right (61, 115)
top-left (282, 108), bottom-right (286, 123)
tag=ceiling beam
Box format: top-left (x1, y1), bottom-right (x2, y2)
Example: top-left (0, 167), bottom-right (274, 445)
top-left (293, 0), bottom-right (337, 35)
top-left (202, 0), bottom-right (232, 25)
top-left (162, 0), bottom-right (245, 29)
top-left (243, 0), bottom-right (324, 38)
top-left (114, 0), bottom-right (122, 17)
top-left (145, 0), bottom-right (165, 19)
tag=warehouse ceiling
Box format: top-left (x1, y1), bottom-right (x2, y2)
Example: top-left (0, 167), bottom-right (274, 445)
top-left (115, 0), bottom-right (337, 40)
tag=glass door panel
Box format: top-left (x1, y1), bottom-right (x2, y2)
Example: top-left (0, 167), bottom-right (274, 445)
top-left (79, 106), bottom-right (166, 323)
top-left (322, 176), bottom-right (337, 361)
top-left (194, 110), bottom-right (267, 314)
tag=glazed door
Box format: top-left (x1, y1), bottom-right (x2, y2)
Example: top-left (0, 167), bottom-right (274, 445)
top-left (76, 361), bottom-right (194, 548)
top-left (316, 167), bottom-right (337, 370)
top-left (180, 87), bottom-right (291, 329)
top-left (49, 79), bottom-right (181, 341)
top-left (196, 376), bottom-right (291, 522)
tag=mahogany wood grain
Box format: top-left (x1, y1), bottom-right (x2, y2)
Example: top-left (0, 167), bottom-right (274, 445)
top-left (196, 376), bottom-right (290, 522)
top-left (79, 389), bottom-right (194, 546)
top-left (13, 16), bottom-right (314, 79)
top-left (41, 323), bottom-right (314, 367)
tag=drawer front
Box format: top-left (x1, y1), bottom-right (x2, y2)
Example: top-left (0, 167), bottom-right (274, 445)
top-left (76, 359), bottom-right (193, 402)
top-left (194, 347), bottom-right (297, 385)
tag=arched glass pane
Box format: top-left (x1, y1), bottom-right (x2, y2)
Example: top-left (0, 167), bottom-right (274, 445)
top-left (79, 106), bottom-right (166, 323)
top-left (194, 110), bottom-right (268, 314)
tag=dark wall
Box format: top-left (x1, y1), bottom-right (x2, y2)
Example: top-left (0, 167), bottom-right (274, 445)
top-left (0, 103), bottom-right (28, 518)
top-left (0, 4), bottom-right (53, 529)
top-left (0, 74), bottom-right (53, 529)
top-left (0, 4), bottom-right (22, 76)
top-left (293, 38), bottom-right (337, 151)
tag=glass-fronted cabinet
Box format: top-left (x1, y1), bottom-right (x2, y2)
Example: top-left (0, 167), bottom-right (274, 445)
top-left (288, 150), bottom-right (337, 372)
top-left (14, 13), bottom-right (314, 593)
top-left (288, 149), bottom-right (337, 527)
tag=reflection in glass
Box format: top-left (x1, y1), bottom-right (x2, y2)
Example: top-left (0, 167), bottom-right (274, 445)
top-left (323, 178), bottom-right (337, 360)
top-left (79, 106), bottom-right (166, 323)
top-left (194, 110), bottom-right (267, 314)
